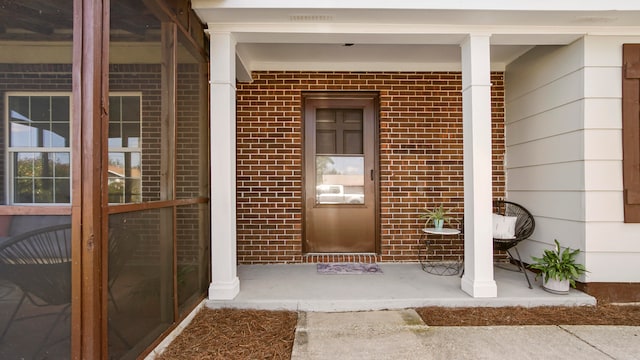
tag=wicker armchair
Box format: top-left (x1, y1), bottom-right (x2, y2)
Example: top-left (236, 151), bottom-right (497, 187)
top-left (493, 200), bottom-right (536, 288)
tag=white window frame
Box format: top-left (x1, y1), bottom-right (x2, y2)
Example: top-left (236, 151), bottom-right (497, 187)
top-left (4, 91), bottom-right (73, 205)
top-left (107, 92), bottom-right (143, 204)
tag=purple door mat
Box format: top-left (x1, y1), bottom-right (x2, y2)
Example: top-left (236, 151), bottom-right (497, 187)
top-left (317, 263), bottom-right (383, 275)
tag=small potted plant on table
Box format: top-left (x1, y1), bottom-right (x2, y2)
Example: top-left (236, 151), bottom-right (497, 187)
top-left (529, 239), bottom-right (587, 294)
top-left (420, 205), bottom-right (451, 230)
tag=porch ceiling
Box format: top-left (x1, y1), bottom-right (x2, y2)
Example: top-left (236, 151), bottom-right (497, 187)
top-left (192, 1), bottom-right (640, 79)
top-left (0, 0), bottom-right (160, 42)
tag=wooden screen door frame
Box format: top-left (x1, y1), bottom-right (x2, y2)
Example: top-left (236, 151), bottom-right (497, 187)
top-left (302, 92), bottom-right (380, 253)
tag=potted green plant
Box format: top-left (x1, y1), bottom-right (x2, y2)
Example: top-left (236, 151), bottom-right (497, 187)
top-left (529, 239), bottom-right (587, 295)
top-left (420, 205), bottom-right (452, 230)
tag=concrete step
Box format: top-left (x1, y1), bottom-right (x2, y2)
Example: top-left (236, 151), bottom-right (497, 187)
top-left (292, 310), bottom-right (431, 359)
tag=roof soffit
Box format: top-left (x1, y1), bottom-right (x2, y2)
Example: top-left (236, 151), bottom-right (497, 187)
top-left (192, 3), bottom-right (640, 76)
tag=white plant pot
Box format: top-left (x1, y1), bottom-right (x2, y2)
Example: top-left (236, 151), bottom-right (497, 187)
top-left (542, 276), bottom-right (570, 295)
top-left (434, 219), bottom-right (444, 230)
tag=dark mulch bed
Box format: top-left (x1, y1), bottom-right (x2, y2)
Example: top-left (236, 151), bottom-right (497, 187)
top-left (417, 304), bottom-right (640, 326)
top-left (157, 308), bottom-right (298, 360)
top-left (157, 304), bottom-right (640, 359)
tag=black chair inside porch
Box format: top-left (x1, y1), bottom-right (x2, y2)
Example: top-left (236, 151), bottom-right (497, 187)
top-left (493, 200), bottom-right (536, 289)
top-left (0, 222), bottom-right (136, 357)
top-left (0, 223), bottom-right (72, 358)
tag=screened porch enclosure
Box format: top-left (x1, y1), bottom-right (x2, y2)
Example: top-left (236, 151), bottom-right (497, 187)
top-left (0, 0), bottom-right (210, 359)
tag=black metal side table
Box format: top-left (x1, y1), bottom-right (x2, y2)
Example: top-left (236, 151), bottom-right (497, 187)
top-left (419, 227), bottom-right (462, 276)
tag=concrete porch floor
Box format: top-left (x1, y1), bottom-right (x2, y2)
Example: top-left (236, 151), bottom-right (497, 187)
top-left (206, 263), bottom-right (596, 312)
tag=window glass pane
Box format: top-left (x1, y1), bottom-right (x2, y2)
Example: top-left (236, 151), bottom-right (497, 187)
top-left (55, 179), bottom-right (71, 203)
top-left (122, 122), bottom-right (140, 148)
top-left (126, 178), bottom-right (142, 203)
top-left (54, 153), bottom-right (71, 177)
top-left (109, 123), bottom-right (123, 148)
top-left (15, 153), bottom-right (35, 177)
top-left (315, 156), bottom-right (365, 204)
top-left (109, 152), bottom-right (125, 173)
top-left (51, 97), bottom-right (70, 121)
top-left (130, 152), bottom-right (141, 172)
top-left (108, 178), bottom-right (124, 203)
top-left (108, 152), bottom-right (141, 204)
top-left (30, 96), bottom-right (50, 121)
top-left (12, 152), bottom-right (70, 204)
top-left (121, 96), bottom-right (140, 121)
top-left (32, 122), bottom-right (49, 146)
top-left (109, 123), bottom-right (122, 147)
top-left (34, 179), bottom-right (54, 203)
top-left (8, 96), bottom-right (29, 120)
top-left (14, 179), bottom-right (33, 203)
top-left (50, 122), bottom-right (70, 147)
top-left (109, 97), bottom-right (121, 122)
top-left (36, 153), bottom-right (53, 177)
top-left (10, 120), bottom-right (34, 147)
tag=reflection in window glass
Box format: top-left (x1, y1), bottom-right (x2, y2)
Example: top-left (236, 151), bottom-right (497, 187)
top-left (6, 94), bottom-right (71, 204)
top-left (108, 152), bottom-right (141, 204)
top-left (315, 156), bottom-right (365, 204)
top-left (108, 95), bottom-right (141, 148)
top-left (12, 152), bottom-right (71, 204)
top-left (108, 95), bottom-right (142, 203)
top-left (8, 95), bottom-right (70, 148)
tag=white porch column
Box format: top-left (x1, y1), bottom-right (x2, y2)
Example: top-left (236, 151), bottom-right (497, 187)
top-left (209, 31), bottom-right (240, 300)
top-left (460, 34), bottom-right (497, 298)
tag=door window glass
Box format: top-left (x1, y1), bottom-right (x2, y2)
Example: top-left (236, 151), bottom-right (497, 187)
top-left (316, 156), bottom-right (364, 204)
top-left (315, 108), bottom-right (365, 205)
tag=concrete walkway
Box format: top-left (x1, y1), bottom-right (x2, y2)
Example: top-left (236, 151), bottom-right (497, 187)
top-left (292, 309), bottom-right (640, 360)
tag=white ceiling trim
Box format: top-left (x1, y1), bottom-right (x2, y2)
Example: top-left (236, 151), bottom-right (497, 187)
top-left (248, 61), bottom-right (467, 72)
top-left (206, 23), bottom-right (595, 41)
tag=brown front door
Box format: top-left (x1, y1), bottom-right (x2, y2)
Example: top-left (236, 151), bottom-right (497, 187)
top-left (304, 93), bottom-right (378, 253)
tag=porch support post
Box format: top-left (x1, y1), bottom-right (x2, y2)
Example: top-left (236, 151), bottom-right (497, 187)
top-left (460, 34), bottom-right (498, 298)
top-left (209, 31), bottom-right (240, 300)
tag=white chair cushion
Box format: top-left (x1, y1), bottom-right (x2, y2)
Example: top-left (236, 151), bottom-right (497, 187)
top-left (492, 213), bottom-right (517, 239)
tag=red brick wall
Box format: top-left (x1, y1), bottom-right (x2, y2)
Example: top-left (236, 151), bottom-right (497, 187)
top-left (236, 71), bottom-right (505, 264)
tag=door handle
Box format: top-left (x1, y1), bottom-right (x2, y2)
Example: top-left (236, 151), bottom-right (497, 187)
top-left (370, 169), bottom-right (374, 181)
